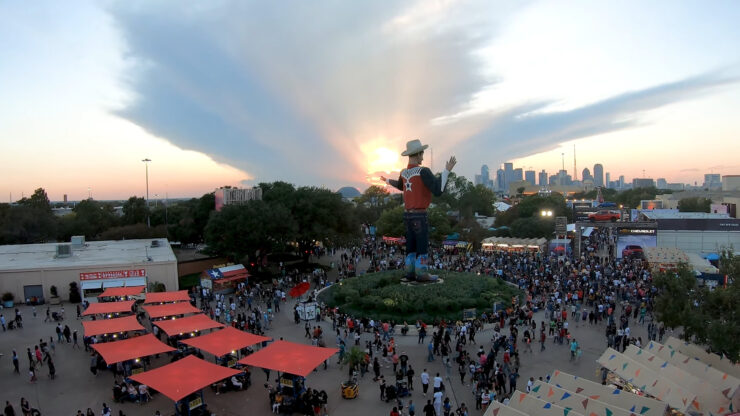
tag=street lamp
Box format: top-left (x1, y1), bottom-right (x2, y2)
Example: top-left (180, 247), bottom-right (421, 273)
top-left (142, 158), bottom-right (151, 228)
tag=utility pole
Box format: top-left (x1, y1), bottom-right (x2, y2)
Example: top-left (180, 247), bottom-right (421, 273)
top-left (142, 158), bottom-right (151, 228)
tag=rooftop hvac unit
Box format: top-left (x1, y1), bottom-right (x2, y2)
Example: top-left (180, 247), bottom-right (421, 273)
top-left (70, 235), bottom-right (85, 248)
top-left (151, 240), bottom-right (160, 248)
top-left (55, 244), bottom-right (72, 258)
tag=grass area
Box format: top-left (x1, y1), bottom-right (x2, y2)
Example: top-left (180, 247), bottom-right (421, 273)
top-left (317, 270), bottom-right (522, 323)
top-left (179, 273), bottom-right (202, 290)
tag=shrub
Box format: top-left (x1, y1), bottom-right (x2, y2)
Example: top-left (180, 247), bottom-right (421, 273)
top-left (318, 270), bottom-right (521, 322)
top-left (50, 285), bottom-right (58, 297)
top-left (2, 292), bottom-right (14, 302)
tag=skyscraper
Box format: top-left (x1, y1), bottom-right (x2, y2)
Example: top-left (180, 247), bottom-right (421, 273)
top-left (538, 170), bottom-right (548, 187)
top-left (525, 170), bottom-right (536, 186)
top-left (503, 162), bottom-right (514, 190)
top-left (619, 175), bottom-right (625, 189)
top-left (593, 164), bottom-right (604, 187)
top-left (513, 168), bottom-right (523, 182)
top-left (581, 168), bottom-right (592, 181)
top-left (656, 178), bottom-right (667, 189)
top-left (496, 168), bottom-right (505, 191)
top-left (475, 164), bottom-right (491, 187)
top-left (605, 172), bottom-right (611, 188)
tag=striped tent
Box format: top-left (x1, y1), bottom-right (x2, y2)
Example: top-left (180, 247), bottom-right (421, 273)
top-left (623, 345), bottom-right (730, 415)
top-left (548, 370), bottom-right (667, 416)
top-left (646, 340), bottom-right (740, 400)
top-left (597, 348), bottom-right (694, 412)
top-left (509, 390), bottom-right (586, 416)
top-left (530, 381), bottom-right (636, 416)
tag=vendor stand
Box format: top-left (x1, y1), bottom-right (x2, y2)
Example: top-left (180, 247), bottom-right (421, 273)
top-left (91, 333), bottom-right (175, 374)
top-left (143, 302), bottom-right (201, 320)
top-left (201, 264), bottom-right (249, 294)
top-left (82, 300), bottom-right (136, 318)
top-left (238, 340), bottom-right (337, 414)
top-left (82, 315), bottom-right (146, 343)
top-left (97, 285), bottom-right (146, 302)
top-left (130, 355), bottom-right (241, 416)
top-left (143, 290), bottom-right (191, 304)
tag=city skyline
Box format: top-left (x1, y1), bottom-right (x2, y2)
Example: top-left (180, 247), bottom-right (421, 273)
top-left (2, 1), bottom-right (740, 201)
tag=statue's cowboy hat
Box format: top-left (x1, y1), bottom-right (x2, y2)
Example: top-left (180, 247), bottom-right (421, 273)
top-left (401, 139), bottom-right (429, 156)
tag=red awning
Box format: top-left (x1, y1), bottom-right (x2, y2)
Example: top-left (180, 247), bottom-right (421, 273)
top-left (130, 355), bottom-right (240, 402)
top-left (98, 286), bottom-right (145, 298)
top-left (91, 334), bottom-right (175, 364)
top-left (143, 303), bottom-right (201, 319)
top-left (82, 300), bottom-right (136, 316)
top-left (153, 314), bottom-right (224, 337)
top-left (82, 315), bottom-right (145, 337)
top-left (180, 327), bottom-right (271, 357)
top-left (143, 290), bottom-right (190, 304)
top-left (237, 340), bottom-right (338, 377)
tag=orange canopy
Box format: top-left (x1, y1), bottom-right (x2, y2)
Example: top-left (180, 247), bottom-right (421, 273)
top-left (144, 290), bottom-right (190, 304)
top-left (82, 300), bottom-right (136, 316)
top-left (238, 340), bottom-right (338, 377)
top-left (82, 315), bottom-right (145, 337)
top-left (92, 334), bottom-right (176, 364)
top-left (143, 302), bottom-right (201, 319)
top-left (153, 314), bottom-right (224, 337)
top-left (130, 355), bottom-right (240, 402)
top-left (98, 286), bottom-right (145, 298)
top-left (180, 327), bottom-right (271, 358)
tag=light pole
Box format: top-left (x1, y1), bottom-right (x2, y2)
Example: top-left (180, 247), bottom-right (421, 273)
top-left (142, 158), bottom-right (151, 228)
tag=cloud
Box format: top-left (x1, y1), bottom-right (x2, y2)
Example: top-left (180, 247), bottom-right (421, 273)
top-left (440, 71), bottom-right (739, 169)
top-left (110, 0), bottom-right (518, 187)
top-left (109, 1), bottom-right (738, 189)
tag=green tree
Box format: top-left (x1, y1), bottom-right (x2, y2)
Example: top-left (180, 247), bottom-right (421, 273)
top-left (376, 205), bottom-right (405, 238)
top-left (495, 194), bottom-right (569, 228)
top-left (122, 196), bottom-right (149, 225)
top-left (510, 217), bottom-right (554, 238)
top-left (204, 200), bottom-right (296, 263)
top-left (0, 188), bottom-right (57, 243)
top-left (653, 264), bottom-right (698, 333)
top-left (64, 199), bottom-right (118, 239)
top-left (458, 184), bottom-right (496, 219)
top-left (354, 185), bottom-right (400, 225)
top-left (678, 197), bottom-right (711, 213)
top-left (375, 205), bottom-right (452, 243)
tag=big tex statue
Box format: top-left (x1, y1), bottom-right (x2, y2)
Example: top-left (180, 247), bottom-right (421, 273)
top-left (381, 140), bottom-right (456, 282)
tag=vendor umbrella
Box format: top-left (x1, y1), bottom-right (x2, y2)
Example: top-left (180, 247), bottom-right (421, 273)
top-left (238, 340), bottom-right (337, 377)
top-left (130, 355), bottom-right (240, 402)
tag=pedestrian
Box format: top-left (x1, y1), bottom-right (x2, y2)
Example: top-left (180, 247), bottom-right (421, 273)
top-left (379, 375), bottom-right (386, 401)
top-left (28, 366), bottom-right (36, 383)
top-left (77, 304), bottom-right (82, 319)
top-left (101, 403), bottom-right (111, 416)
top-left (73, 330), bottom-right (80, 348)
top-left (34, 346), bottom-right (42, 368)
top-left (63, 325), bottom-right (72, 343)
top-left (12, 350), bottom-right (19, 374)
top-left (421, 369), bottom-right (430, 397)
top-left (406, 365), bottom-right (415, 390)
top-left (19, 398), bottom-right (30, 416)
top-left (56, 323), bottom-right (63, 342)
top-left (433, 390), bottom-right (443, 416)
top-left (44, 307), bottom-right (51, 323)
top-left (423, 400), bottom-right (435, 416)
top-left (1, 314), bottom-right (6, 332)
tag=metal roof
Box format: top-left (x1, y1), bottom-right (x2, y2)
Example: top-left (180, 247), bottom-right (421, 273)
top-left (0, 238), bottom-right (176, 272)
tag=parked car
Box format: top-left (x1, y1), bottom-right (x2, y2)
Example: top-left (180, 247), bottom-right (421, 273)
top-left (622, 245), bottom-right (644, 258)
top-left (588, 210), bottom-right (620, 222)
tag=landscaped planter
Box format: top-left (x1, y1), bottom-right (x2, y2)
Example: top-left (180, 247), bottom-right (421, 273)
top-left (3, 301), bottom-right (13, 308)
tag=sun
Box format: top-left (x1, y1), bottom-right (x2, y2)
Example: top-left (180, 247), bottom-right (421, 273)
top-left (367, 147), bottom-right (401, 174)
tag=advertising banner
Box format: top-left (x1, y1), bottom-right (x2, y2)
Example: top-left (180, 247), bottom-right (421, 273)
top-left (80, 269), bottom-right (146, 281)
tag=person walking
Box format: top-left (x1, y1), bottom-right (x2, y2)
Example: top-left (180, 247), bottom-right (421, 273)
top-left (406, 365), bottom-right (415, 391)
top-left (421, 369), bottom-right (430, 397)
top-left (73, 330), bottom-right (80, 349)
top-left (12, 350), bottom-right (19, 374)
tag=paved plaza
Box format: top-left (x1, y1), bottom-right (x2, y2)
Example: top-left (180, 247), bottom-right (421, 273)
top-left (0, 253), bottom-right (658, 416)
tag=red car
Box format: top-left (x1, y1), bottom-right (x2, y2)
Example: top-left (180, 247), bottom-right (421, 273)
top-left (622, 245), bottom-right (643, 258)
top-left (588, 210), bottom-right (620, 222)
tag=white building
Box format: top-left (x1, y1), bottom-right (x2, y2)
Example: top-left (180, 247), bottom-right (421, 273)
top-left (0, 238), bottom-right (178, 303)
top-left (214, 187), bottom-right (263, 211)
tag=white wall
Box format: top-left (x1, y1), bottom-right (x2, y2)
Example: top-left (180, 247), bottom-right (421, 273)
top-left (658, 231), bottom-right (740, 254)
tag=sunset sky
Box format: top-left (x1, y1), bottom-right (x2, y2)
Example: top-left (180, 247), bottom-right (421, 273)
top-left (1, 0), bottom-right (739, 201)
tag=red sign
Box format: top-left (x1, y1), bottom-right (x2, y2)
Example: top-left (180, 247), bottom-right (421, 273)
top-left (80, 269), bottom-right (146, 281)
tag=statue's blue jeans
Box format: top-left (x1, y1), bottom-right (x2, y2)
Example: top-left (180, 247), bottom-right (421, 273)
top-left (403, 212), bottom-right (429, 279)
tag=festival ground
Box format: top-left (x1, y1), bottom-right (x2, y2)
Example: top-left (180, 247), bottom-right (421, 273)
top-left (0, 252), bottom-right (660, 416)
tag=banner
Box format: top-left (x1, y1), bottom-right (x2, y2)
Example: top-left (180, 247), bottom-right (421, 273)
top-left (80, 269), bottom-right (146, 281)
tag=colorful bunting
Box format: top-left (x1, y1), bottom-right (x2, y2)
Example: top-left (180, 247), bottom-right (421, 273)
top-left (544, 403), bottom-right (552, 409)
top-left (640, 406), bottom-right (650, 414)
top-left (581, 399), bottom-right (589, 409)
top-left (532, 385), bottom-right (541, 393)
top-left (519, 393), bottom-right (526, 403)
top-left (560, 392), bottom-right (571, 400)
top-left (548, 387), bottom-right (554, 397)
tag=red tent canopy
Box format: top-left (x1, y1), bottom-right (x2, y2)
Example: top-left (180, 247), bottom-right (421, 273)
top-left (143, 303), bottom-right (201, 319)
top-left (82, 315), bottom-right (145, 337)
top-left (97, 286), bottom-right (145, 298)
top-left (289, 282), bottom-right (311, 298)
top-left (237, 340), bottom-right (338, 377)
top-left (143, 290), bottom-right (190, 304)
top-left (82, 300), bottom-right (136, 316)
top-left (180, 327), bottom-right (271, 358)
top-left (153, 314), bottom-right (224, 337)
top-left (130, 355), bottom-right (240, 402)
top-left (91, 334), bottom-right (176, 364)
